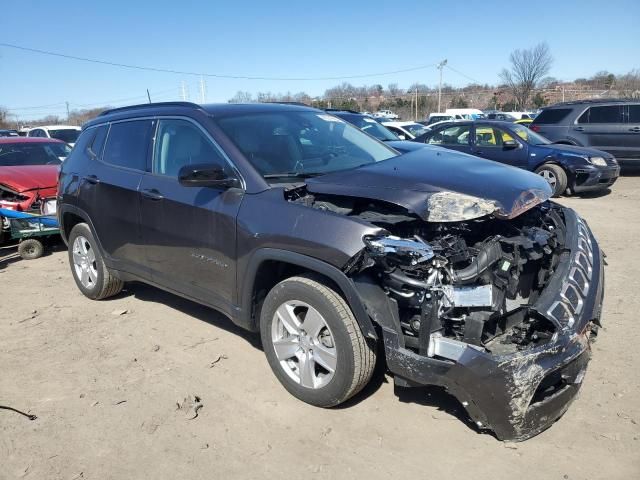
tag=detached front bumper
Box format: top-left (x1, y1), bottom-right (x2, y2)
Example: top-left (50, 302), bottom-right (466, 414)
top-left (569, 164), bottom-right (619, 193)
top-left (382, 208), bottom-right (604, 441)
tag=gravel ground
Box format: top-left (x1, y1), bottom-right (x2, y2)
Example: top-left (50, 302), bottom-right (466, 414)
top-left (1, 176), bottom-right (639, 480)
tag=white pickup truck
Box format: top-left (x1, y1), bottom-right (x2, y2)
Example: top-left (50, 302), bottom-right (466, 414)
top-left (373, 109), bottom-right (399, 120)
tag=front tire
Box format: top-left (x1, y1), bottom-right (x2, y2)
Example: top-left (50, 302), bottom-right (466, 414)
top-left (260, 274), bottom-right (376, 407)
top-left (68, 223), bottom-right (123, 300)
top-left (535, 163), bottom-right (567, 197)
top-left (18, 238), bottom-right (44, 260)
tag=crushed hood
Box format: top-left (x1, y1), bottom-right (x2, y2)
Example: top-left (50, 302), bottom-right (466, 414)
top-left (305, 147), bottom-right (552, 221)
top-left (0, 165), bottom-right (60, 192)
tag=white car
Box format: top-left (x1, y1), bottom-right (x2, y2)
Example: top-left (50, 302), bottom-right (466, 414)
top-left (373, 109), bottom-right (399, 120)
top-left (28, 125), bottom-right (81, 146)
top-left (381, 121), bottom-right (430, 140)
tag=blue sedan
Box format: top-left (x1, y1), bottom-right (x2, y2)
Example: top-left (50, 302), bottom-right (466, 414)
top-left (413, 121), bottom-right (620, 196)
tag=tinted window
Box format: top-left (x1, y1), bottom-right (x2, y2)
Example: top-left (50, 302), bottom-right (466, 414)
top-left (153, 119), bottom-right (229, 177)
top-left (628, 104), bottom-right (640, 123)
top-left (533, 108), bottom-right (572, 124)
top-left (426, 125), bottom-right (471, 145)
top-left (102, 120), bottom-right (153, 171)
top-left (49, 129), bottom-right (80, 143)
top-left (0, 142), bottom-right (71, 166)
top-left (577, 105), bottom-right (624, 124)
top-left (88, 125), bottom-right (108, 159)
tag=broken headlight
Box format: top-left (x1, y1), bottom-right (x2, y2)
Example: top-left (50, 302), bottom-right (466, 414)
top-left (426, 192), bottom-right (499, 223)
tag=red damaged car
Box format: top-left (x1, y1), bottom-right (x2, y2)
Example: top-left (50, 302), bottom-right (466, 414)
top-left (0, 137), bottom-right (70, 213)
top-left (0, 138), bottom-right (71, 239)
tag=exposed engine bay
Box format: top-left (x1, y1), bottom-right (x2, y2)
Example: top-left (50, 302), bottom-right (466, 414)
top-left (288, 187), bottom-right (567, 357)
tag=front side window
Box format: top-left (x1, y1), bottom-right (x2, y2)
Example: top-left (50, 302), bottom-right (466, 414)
top-left (102, 120), bottom-right (153, 171)
top-left (0, 142), bottom-right (71, 166)
top-left (426, 125), bottom-right (471, 145)
top-left (509, 124), bottom-right (550, 145)
top-left (214, 111), bottom-right (396, 180)
top-left (403, 123), bottom-right (429, 137)
top-left (577, 105), bottom-right (624, 124)
top-left (153, 119), bottom-right (229, 177)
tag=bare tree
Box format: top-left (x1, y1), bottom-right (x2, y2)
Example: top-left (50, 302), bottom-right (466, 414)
top-left (228, 91), bottom-right (254, 103)
top-left (500, 43), bottom-right (553, 109)
top-left (616, 69), bottom-right (640, 98)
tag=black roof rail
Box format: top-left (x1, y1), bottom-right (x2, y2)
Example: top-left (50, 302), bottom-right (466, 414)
top-left (547, 98), bottom-right (632, 107)
top-left (263, 101), bottom-right (310, 107)
top-left (99, 101), bottom-right (202, 117)
top-left (324, 108), bottom-right (362, 114)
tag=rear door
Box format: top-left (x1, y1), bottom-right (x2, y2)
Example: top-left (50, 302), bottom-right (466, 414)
top-left (421, 123), bottom-right (473, 154)
top-left (87, 119), bottom-right (154, 273)
top-left (471, 124), bottom-right (528, 168)
top-left (138, 117), bottom-right (243, 309)
top-left (574, 105), bottom-right (626, 157)
top-left (623, 103), bottom-right (640, 161)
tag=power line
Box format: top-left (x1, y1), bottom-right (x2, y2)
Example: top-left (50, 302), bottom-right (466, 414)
top-left (445, 64), bottom-right (482, 85)
top-left (0, 42), bottom-right (438, 81)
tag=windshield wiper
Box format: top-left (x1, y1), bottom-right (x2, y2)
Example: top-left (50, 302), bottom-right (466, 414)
top-left (262, 172), bottom-right (324, 179)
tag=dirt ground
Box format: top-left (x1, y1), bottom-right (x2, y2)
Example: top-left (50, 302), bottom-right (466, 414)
top-left (1, 177), bottom-right (639, 480)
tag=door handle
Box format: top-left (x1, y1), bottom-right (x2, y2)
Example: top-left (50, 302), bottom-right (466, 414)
top-left (141, 189), bottom-right (164, 201)
top-left (574, 126), bottom-right (585, 132)
top-left (629, 127), bottom-right (640, 133)
top-left (84, 174), bottom-right (100, 185)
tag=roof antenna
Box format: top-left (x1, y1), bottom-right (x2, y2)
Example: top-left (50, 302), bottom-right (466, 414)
top-left (147, 89), bottom-right (152, 103)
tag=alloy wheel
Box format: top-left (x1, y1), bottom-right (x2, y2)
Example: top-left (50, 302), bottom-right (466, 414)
top-left (271, 300), bottom-right (337, 389)
top-left (539, 169), bottom-right (557, 189)
top-left (72, 235), bottom-right (98, 289)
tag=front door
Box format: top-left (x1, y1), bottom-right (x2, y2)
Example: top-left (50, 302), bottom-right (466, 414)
top-left (138, 118), bottom-right (243, 311)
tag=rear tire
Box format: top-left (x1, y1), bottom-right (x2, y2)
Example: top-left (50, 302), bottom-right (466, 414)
top-left (68, 223), bottom-right (123, 300)
top-left (260, 274), bottom-right (376, 407)
top-left (535, 163), bottom-right (567, 197)
top-left (18, 238), bottom-right (44, 260)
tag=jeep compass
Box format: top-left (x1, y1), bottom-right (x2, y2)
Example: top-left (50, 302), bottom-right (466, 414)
top-left (58, 102), bottom-right (605, 441)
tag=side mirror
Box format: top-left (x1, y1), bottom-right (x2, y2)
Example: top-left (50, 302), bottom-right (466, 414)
top-left (503, 139), bottom-right (519, 150)
top-left (178, 163), bottom-right (239, 189)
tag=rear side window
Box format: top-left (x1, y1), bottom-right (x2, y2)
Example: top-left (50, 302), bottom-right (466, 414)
top-left (102, 120), bottom-right (153, 171)
top-left (426, 125), bottom-right (471, 145)
top-left (628, 105), bottom-right (640, 123)
top-left (577, 105), bottom-right (624, 124)
top-left (533, 108), bottom-right (572, 124)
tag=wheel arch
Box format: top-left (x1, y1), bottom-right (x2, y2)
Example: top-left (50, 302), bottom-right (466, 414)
top-left (240, 248), bottom-right (378, 340)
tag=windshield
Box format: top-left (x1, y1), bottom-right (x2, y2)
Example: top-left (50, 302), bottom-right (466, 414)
top-left (0, 142), bottom-right (71, 166)
top-left (215, 111), bottom-right (398, 180)
top-left (510, 124), bottom-right (550, 145)
top-left (403, 123), bottom-right (429, 137)
top-left (49, 129), bottom-right (80, 143)
top-left (339, 114), bottom-right (399, 141)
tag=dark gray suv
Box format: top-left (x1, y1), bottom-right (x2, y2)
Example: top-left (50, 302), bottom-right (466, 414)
top-left (531, 99), bottom-right (640, 166)
top-left (58, 102), bottom-right (605, 441)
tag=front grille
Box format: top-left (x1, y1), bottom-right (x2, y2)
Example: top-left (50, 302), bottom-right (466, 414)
top-left (546, 218), bottom-right (594, 329)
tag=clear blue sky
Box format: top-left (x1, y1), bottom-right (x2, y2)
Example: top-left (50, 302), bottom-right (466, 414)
top-left (2, 0), bottom-right (638, 120)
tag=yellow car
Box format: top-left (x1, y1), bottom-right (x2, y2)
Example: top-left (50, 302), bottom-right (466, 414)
top-left (514, 118), bottom-right (533, 128)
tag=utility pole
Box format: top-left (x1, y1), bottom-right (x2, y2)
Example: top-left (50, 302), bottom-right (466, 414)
top-left (415, 84), bottom-right (418, 120)
top-left (147, 89), bottom-right (152, 103)
top-left (437, 59), bottom-right (447, 113)
top-left (562, 85), bottom-right (565, 102)
top-left (199, 76), bottom-right (206, 103)
top-left (181, 81), bottom-right (187, 101)
top-left (65, 101), bottom-right (70, 121)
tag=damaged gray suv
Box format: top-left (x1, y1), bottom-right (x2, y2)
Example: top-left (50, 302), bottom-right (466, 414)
top-left (58, 102), bottom-right (605, 441)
